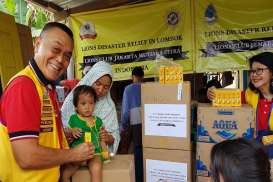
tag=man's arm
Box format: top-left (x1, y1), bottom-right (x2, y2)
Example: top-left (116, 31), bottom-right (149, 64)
top-left (12, 138), bottom-right (94, 169)
top-left (121, 87), bottom-right (130, 130)
top-left (3, 77), bottom-right (94, 169)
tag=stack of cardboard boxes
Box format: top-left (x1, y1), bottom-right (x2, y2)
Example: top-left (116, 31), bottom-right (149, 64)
top-left (72, 155), bottom-right (135, 182)
top-left (141, 81), bottom-right (192, 182)
top-left (196, 103), bottom-right (255, 182)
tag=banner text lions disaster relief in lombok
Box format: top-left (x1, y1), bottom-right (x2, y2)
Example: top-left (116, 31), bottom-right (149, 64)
top-left (70, 0), bottom-right (194, 81)
top-left (194, 0), bottom-right (273, 72)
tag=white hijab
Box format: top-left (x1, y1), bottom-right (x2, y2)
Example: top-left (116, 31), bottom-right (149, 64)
top-left (61, 61), bottom-right (120, 154)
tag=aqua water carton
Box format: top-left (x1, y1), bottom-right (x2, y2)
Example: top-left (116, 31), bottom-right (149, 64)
top-left (197, 103), bottom-right (255, 144)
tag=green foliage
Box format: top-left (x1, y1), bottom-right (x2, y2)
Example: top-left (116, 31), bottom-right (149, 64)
top-left (33, 9), bottom-right (48, 29)
top-left (0, 0), bottom-right (28, 24)
top-left (0, 0), bottom-right (51, 30)
top-left (25, 3), bottom-right (51, 30)
top-left (14, 0), bottom-right (28, 24)
top-left (0, 1), bottom-right (5, 12)
top-left (25, 5), bottom-right (32, 25)
top-left (5, 0), bottom-right (16, 15)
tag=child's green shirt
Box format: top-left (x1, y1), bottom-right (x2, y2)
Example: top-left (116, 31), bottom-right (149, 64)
top-left (68, 114), bottom-right (103, 154)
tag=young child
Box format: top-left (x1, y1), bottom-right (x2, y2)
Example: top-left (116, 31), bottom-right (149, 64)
top-left (62, 85), bottom-right (107, 182)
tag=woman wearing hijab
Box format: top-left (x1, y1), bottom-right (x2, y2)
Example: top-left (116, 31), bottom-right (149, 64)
top-left (61, 61), bottom-right (120, 154)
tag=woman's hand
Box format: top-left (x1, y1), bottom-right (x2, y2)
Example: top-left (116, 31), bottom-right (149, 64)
top-left (100, 127), bottom-right (114, 145)
top-left (71, 128), bottom-right (82, 139)
top-left (64, 127), bottom-right (78, 143)
top-left (207, 86), bottom-right (216, 101)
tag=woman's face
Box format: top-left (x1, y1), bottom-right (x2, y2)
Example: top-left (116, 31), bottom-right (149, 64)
top-left (250, 62), bottom-right (272, 90)
top-left (92, 75), bottom-right (111, 98)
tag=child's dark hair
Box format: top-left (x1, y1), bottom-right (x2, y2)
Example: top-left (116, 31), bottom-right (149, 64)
top-left (73, 85), bottom-right (97, 107)
top-left (249, 52), bottom-right (273, 94)
top-left (210, 138), bottom-right (271, 182)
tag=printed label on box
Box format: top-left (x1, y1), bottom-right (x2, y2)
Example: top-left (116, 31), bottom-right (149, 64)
top-left (196, 159), bottom-right (210, 177)
top-left (146, 159), bottom-right (187, 182)
top-left (197, 120), bottom-right (254, 143)
top-left (144, 104), bottom-right (187, 137)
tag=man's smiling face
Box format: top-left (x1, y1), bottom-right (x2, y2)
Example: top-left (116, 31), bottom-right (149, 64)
top-left (34, 27), bottom-right (73, 81)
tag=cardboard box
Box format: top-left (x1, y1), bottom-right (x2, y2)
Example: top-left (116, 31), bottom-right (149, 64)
top-left (143, 148), bottom-right (192, 182)
top-left (141, 82), bottom-right (191, 150)
top-left (196, 142), bottom-right (214, 181)
top-left (197, 104), bottom-right (255, 143)
top-left (72, 155), bottom-right (135, 182)
top-left (197, 176), bottom-right (210, 182)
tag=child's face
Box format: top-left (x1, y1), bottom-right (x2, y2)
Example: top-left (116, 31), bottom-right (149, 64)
top-left (76, 93), bottom-right (95, 117)
top-left (250, 62), bottom-right (272, 90)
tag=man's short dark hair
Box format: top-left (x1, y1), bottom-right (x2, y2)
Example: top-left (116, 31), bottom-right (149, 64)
top-left (132, 66), bottom-right (144, 77)
top-left (40, 22), bottom-right (74, 41)
top-left (73, 85), bottom-right (97, 107)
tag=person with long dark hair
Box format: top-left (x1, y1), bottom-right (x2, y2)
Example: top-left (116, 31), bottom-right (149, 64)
top-left (210, 138), bottom-right (271, 182)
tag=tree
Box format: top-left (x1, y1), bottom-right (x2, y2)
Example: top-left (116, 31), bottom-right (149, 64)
top-left (0, 0), bottom-right (52, 33)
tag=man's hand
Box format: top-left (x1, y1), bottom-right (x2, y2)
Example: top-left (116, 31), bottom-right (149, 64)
top-left (70, 142), bottom-right (95, 162)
